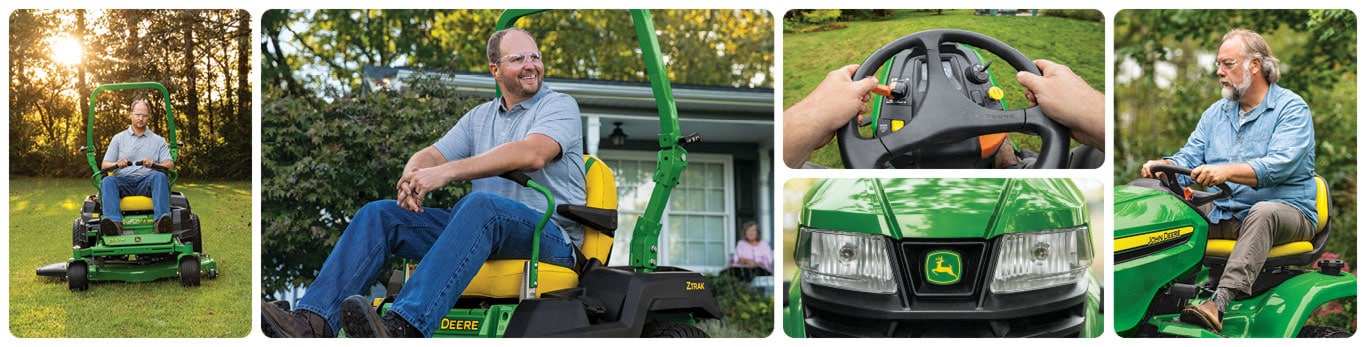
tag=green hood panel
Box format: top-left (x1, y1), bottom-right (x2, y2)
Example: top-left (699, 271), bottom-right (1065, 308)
top-left (803, 178), bottom-right (1087, 239)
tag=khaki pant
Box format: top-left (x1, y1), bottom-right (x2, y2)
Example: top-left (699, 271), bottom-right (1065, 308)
top-left (1204, 201), bottom-right (1316, 295)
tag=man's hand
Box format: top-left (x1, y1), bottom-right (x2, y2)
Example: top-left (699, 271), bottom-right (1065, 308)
top-left (395, 166), bottom-right (456, 213)
top-left (1191, 165), bottom-right (1232, 187)
top-left (1141, 159), bottom-right (1174, 179)
top-left (117, 158), bottom-right (132, 168)
top-left (1016, 59), bottom-right (1105, 150)
top-left (1191, 164), bottom-right (1258, 187)
top-left (783, 64), bottom-right (880, 168)
top-left (140, 158), bottom-right (155, 167)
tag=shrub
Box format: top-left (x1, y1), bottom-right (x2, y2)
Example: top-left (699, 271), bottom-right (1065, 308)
top-left (1042, 9), bottom-right (1105, 22)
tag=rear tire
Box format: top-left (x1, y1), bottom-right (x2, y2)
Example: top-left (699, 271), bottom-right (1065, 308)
top-left (181, 213), bottom-right (203, 253)
top-left (641, 321), bottom-right (709, 338)
top-left (179, 256), bottom-right (201, 287)
top-left (72, 218), bottom-right (91, 249)
top-left (1298, 325), bottom-right (1352, 338)
top-left (68, 261), bottom-right (89, 291)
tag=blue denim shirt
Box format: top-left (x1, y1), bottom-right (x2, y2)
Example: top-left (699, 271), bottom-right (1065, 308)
top-left (1166, 84), bottom-right (1317, 229)
top-left (432, 84), bottom-right (587, 246)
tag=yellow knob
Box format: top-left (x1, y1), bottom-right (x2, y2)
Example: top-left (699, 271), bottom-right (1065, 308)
top-left (988, 86), bottom-right (1004, 101)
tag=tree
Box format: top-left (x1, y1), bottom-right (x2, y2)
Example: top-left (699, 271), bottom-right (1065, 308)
top-left (8, 9), bottom-right (252, 179)
top-left (261, 9), bottom-right (774, 97)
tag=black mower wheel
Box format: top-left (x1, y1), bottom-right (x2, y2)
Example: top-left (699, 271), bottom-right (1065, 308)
top-left (1298, 325), bottom-right (1352, 338)
top-left (641, 321), bottom-right (709, 338)
top-left (181, 213), bottom-right (203, 253)
top-left (68, 261), bottom-right (89, 291)
top-left (72, 218), bottom-right (91, 249)
top-left (179, 256), bottom-right (201, 287)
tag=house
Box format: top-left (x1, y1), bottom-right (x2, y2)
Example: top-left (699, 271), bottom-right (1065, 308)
top-left (363, 66), bottom-right (775, 274)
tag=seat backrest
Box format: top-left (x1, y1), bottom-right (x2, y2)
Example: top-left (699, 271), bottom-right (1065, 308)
top-left (579, 155), bottom-right (618, 264)
top-left (1314, 175), bottom-right (1329, 233)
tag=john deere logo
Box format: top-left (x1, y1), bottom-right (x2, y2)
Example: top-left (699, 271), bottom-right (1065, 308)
top-left (925, 250), bottom-right (962, 285)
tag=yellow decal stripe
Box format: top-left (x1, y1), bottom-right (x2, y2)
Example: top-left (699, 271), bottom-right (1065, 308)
top-left (1114, 226), bottom-right (1194, 253)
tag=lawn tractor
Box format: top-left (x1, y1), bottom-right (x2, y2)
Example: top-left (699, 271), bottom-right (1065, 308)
top-left (1114, 165), bottom-right (1355, 337)
top-left (303, 9), bottom-right (721, 338)
top-left (837, 29), bottom-right (1101, 169)
top-left (783, 178), bottom-right (1102, 337)
top-left (35, 82), bottom-right (217, 291)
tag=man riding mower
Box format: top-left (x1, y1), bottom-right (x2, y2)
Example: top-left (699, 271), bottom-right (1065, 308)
top-left (35, 81), bottom-right (217, 291)
top-left (1114, 166), bottom-right (1354, 337)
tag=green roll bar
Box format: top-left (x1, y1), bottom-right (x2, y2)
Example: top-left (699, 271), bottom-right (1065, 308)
top-left (495, 9), bottom-right (688, 286)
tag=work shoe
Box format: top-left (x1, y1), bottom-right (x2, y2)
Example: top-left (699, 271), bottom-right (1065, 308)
top-left (99, 218), bottom-right (123, 236)
top-left (155, 215), bottom-right (174, 234)
top-left (261, 300), bottom-right (334, 338)
top-left (340, 295), bottom-right (422, 338)
top-left (1179, 300), bottom-right (1224, 333)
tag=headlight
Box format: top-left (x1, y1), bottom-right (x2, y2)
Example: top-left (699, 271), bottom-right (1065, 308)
top-left (990, 226), bottom-right (1092, 293)
top-left (795, 227), bottom-right (897, 294)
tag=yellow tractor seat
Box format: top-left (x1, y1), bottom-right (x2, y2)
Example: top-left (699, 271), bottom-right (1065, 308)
top-left (1204, 175), bottom-right (1331, 268)
top-left (462, 155), bottom-right (618, 298)
top-left (120, 196), bottom-right (155, 212)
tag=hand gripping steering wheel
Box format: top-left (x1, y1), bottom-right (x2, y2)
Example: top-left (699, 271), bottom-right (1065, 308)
top-left (837, 29), bottom-right (1070, 169)
top-left (1148, 164), bottom-right (1232, 206)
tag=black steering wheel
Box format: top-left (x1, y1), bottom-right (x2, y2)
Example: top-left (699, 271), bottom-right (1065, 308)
top-left (1148, 164), bottom-right (1232, 206)
top-left (837, 29), bottom-right (1070, 169)
top-left (100, 161), bottom-right (172, 175)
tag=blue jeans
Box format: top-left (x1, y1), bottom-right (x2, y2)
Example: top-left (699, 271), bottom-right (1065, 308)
top-left (295, 191), bottom-right (576, 337)
top-left (99, 172), bottom-right (171, 221)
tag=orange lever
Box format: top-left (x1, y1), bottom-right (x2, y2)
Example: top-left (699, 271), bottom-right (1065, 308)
top-left (872, 84), bottom-right (893, 98)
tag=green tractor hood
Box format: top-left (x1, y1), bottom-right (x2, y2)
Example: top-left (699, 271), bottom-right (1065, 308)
top-left (801, 178), bottom-right (1088, 239)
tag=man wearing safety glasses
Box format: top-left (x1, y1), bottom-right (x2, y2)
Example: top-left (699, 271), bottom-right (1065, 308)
top-left (262, 27), bottom-right (585, 338)
top-left (1140, 28), bottom-right (1318, 333)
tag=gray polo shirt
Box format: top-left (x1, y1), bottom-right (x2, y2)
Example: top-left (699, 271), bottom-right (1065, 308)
top-left (433, 84), bottom-right (587, 246)
top-left (103, 127), bottom-right (172, 177)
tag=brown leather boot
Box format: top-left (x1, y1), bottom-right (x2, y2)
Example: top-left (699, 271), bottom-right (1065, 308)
top-left (340, 295), bottom-right (422, 338)
top-left (1179, 300), bottom-right (1224, 333)
top-left (155, 214), bottom-right (174, 234)
top-left (261, 300), bottom-right (334, 338)
top-left (99, 218), bottom-right (123, 236)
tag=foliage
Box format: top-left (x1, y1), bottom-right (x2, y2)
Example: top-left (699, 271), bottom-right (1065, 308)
top-left (703, 274), bottom-right (774, 337)
top-left (799, 10), bottom-right (842, 24)
top-left (1114, 10), bottom-right (1356, 270)
top-left (9, 10), bottom-right (252, 179)
top-left (9, 177), bottom-right (252, 337)
top-left (840, 10), bottom-right (895, 21)
top-left (260, 75), bottom-right (482, 298)
top-left (1042, 9), bottom-right (1105, 22)
top-left (262, 9), bottom-right (772, 96)
top-left (1307, 298), bottom-right (1357, 333)
top-left (784, 10), bottom-right (1104, 167)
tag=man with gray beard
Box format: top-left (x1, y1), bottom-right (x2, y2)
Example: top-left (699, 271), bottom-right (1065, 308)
top-left (1139, 29), bottom-right (1318, 333)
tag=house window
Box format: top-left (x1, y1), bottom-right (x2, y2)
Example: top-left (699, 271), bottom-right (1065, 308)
top-left (599, 150), bottom-right (734, 273)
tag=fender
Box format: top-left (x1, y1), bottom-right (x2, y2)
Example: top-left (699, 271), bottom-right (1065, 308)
top-left (1150, 271), bottom-right (1355, 337)
top-left (1239, 271), bottom-right (1356, 337)
top-left (504, 266), bottom-right (722, 337)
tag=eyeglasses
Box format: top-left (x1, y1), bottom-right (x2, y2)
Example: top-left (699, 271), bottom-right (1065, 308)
top-left (1215, 58), bottom-right (1244, 72)
top-left (497, 52), bottom-right (543, 66)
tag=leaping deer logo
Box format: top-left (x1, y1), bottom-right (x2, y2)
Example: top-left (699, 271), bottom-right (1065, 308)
top-left (932, 256), bottom-right (957, 278)
top-left (926, 251), bottom-right (962, 285)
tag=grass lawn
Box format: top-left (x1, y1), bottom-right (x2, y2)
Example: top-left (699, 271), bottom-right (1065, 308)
top-left (9, 177), bottom-right (252, 337)
top-left (784, 10), bottom-right (1105, 168)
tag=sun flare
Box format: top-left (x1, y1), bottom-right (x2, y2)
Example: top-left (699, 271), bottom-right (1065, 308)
top-left (50, 36), bottom-right (84, 66)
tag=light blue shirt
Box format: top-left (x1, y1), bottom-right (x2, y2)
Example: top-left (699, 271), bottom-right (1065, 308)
top-left (433, 84), bottom-right (587, 246)
top-left (103, 127), bottom-right (172, 177)
top-left (1166, 84), bottom-right (1318, 229)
